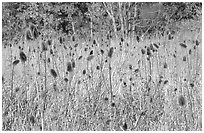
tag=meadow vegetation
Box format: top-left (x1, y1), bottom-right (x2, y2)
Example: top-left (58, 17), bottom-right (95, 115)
top-left (2, 2), bottom-right (202, 131)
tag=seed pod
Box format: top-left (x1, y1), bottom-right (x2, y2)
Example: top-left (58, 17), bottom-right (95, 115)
top-left (26, 30), bottom-right (33, 41)
top-left (147, 47), bottom-right (151, 56)
top-left (33, 27), bottom-right (39, 39)
top-left (72, 36), bottom-right (75, 41)
top-left (67, 62), bottom-right (73, 72)
top-left (189, 49), bottom-right (192, 55)
top-left (111, 102), bottom-right (115, 107)
top-left (153, 43), bottom-right (159, 49)
top-left (30, 115), bottom-right (35, 125)
top-left (64, 78), bottom-right (68, 82)
top-left (59, 37), bottom-right (63, 44)
top-left (93, 40), bottom-right (96, 44)
top-left (41, 41), bottom-right (47, 51)
top-left (180, 43), bottom-right (187, 48)
top-left (100, 49), bottom-right (104, 55)
top-left (50, 69), bottom-right (57, 78)
top-left (71, 59), bottom-right (75, 68)
top-left (196, 40), bottom-right (199, 46)
top-left (13, 60), bottom-right (20, 66)
top-left (104, 97), bottom-right (108, 101)
top-left (20, 51), bottom-right (27, 63)
top-left (141, 49), bottom-right (145, 54)
top-left (108, 47), bottom-right (114, 58)
top-left (183, 56), bottom-right (187, 61)
top-left (90, 50), bottom-right (93, 55)
top-left (122, 122), bottom-right (127, 131)
top-left (164, 80), bottom-right (168, 84)
top-left (164, 62), bottom-right (167, 68)
top-left (82, 69), bottom-right (86, 75)
top-left (78, 55), bottom-right (82, 60)
top-left (47, 39), bottom-right (52, 46)
top-left (178, 95), bottom-right (186, 106)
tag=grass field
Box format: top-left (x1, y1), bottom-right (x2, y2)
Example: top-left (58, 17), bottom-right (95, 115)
top-left (2, 19), bottom-right (202, 131)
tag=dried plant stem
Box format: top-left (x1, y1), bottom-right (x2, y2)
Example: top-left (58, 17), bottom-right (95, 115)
top-left (108, 60), bottom-right (113, 103)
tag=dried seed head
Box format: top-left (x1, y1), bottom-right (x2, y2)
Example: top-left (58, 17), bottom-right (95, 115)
top-left (87, 55), bottom-right (94, 61)
top-left (122, 122), bottom-right (127, 131)
top-left (72, 36), bottom-right (75, 41)
top-left (64, 78), bottom-right (68, 82)
top-left (108, 47), bottom-right (114, 58)
top-left (72, 60), bottom-right (75, 68)
top-left (100, 49), bottom-right (104, 55)
top-left (30, 115), bottom-right (35, 125)
top-left (50, 69), bottom-right (57, 78)
top-left (180, 43), bottom-right (187, 48)
top-left (26, 30), bottom-right (33, 41)
top-left (196, 40), bottom-right (199, 46)
top-left (33, 27), bottom-right (39, 39)
top-left (20, 51), bottom-right (27, 63)
top-left (47, 39), bottom-right (52, 46)
top-left (78, 55), bottom-right (82, 60)
top-left (183, 56), bottom-right (187, 61)
top-left (178, 95), bottom-right (186, 106)
top-left (153, 43), bottom-right (159, 49)
top-left (164, 62), bottom-right (167, 68)
top-left (90, 50), bottom-right (93, 55)
top-left (13, 60), bottom-right (20, 66)
top-left (147, 47), bottom-right (151, 56)
top-left (82, 69), bottom-right (86, 75)
top-left (93, 40), bottom-right (96, 44)
top-left (41, 41), bottom-right (47, 51)
top-left (67, 62), bottom-right (73, 72)
top-left (111, 102), bottom-right (115, 107)
top-left (141, 49), bottom-right (145, 54)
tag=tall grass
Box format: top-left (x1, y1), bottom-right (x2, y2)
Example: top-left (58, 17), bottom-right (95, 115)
top-left (2, 23), bottom-right (202, 131)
